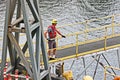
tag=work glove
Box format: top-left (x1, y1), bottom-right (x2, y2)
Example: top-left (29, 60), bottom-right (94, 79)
top-left (47, 38), bottom-right (50, 40)
top-left (61, 35), bottom-right (66, 38)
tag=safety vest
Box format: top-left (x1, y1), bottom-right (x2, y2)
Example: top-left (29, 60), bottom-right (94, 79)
top-left (47, 25), bottom-right (57, 38)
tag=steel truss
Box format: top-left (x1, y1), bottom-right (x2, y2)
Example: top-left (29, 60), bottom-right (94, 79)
top-left (0, 0), bottom-right (51, 80)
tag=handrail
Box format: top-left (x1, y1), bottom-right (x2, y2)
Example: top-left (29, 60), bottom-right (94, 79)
top-left (55, 23), bottom-right (120, 49)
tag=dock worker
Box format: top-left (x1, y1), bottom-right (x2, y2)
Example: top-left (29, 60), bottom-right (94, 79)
top-left (44, 19), bottom-right (66, 58)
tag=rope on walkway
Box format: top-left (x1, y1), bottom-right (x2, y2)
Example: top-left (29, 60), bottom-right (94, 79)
top-left (93, 54), bottom-right (101, 79)
top-left (69, 59), bottom-right (75, 70)
top-left (117, 49), bottom-right (120, 68)
top-left (82, 57), bottom-right (86, 75)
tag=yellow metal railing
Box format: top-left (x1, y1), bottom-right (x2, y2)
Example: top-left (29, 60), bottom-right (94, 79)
top-left (1, 14), bottom-right (120, 63)
top-left (47, 14), bottom-right (120, 63)
top-left (104, 66), bottom-right (120, 80)
top-left (55, 23), bottom-right (120, 51)
top-left (47, 25), bottom-right (120, 63)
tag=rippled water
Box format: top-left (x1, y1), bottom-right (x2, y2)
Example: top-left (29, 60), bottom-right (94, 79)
top-left (39, 0), bottom-right (120, 27)
top-left (37, 0), bottom-right (120, 80)
top-left (0, 0), bottom-right (120, 80)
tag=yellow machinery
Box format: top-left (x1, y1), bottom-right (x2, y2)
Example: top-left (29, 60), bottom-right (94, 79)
top-left (83, 75), bottom-right (93, 80)
top-left (63, 70), bottom-right (73, 80)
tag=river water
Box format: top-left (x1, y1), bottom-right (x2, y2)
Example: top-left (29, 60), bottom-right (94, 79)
top-left (0, 0), bottom-right (120, 80)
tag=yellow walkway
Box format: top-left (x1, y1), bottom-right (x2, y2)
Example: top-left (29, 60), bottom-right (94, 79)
top-left (56, 35), bottom-right (120, 58)
top-left (48, 14), bottom-right (120, 62)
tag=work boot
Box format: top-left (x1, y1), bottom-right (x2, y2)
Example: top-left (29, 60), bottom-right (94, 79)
top-left (49, 57), bottom-right (55, 60)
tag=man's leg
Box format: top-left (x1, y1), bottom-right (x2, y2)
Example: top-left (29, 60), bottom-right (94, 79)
top-left (53, 48), bottom-right (56, 58)
top-left (48, 50), bottom-right (51, 57)
top-left (48, 41), bottom-right (52, 57)
top-left (52, 40), bottom-right (56, 58)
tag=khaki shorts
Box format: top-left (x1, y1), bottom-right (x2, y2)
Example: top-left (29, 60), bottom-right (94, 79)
top-left (48, 40), bottom-right (56, 49)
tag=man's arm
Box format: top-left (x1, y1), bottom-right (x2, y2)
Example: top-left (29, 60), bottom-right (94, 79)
top-left (55, 29), bottom-right (66, 38)
top-left (44, 31), bottom-right (47, 39)
top-left (55, 29), bottom-right (62, 36)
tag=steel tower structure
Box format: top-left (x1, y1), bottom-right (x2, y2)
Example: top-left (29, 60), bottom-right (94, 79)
top-left (1, 0), bottom-right (51, 80)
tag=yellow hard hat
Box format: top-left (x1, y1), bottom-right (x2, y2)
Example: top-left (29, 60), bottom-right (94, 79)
top-left (83, 75), bottom-right (93, 80)
top-left (52, 19), bottom-right (57, 24)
